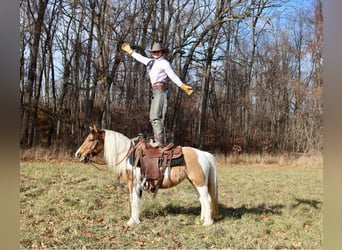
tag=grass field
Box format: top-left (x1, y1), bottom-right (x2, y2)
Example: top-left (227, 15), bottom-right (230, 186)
top-left (20, 160), bottom-right (322, 249)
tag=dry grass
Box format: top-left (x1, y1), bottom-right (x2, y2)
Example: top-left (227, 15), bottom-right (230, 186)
top-left (20, 155), bottom-right (323, 249)
top-left (20, 147), bottom-right (323, 169)
top-left (215, 152), bottom-right (323, 169)
top-left (20, 146), bottom-right (74, 162)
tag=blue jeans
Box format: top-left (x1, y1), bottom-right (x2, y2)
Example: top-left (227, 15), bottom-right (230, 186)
top-left (150, 89), bottom-right (167, 144)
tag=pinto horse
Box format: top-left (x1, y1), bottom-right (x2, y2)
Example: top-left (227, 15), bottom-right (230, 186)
top-left (75, 125), bottom-right (218, 226)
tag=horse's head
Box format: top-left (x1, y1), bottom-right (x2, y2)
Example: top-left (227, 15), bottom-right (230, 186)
top-left (75, 125), bottom-right (105, 163)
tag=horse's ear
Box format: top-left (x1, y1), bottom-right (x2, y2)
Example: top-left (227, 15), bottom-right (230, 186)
top-left (100, 130), bottom-right (105, 140)
top-left (89, 124), bottom-right (99, 133)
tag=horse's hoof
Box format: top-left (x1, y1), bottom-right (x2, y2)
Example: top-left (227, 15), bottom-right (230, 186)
top-left (203, 219), bottom-right (214, 226)
top-left (127, 218), bottom-right (140, 227)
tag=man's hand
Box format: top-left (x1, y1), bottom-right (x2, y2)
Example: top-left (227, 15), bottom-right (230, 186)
top-left (121, 42), bottom-right (133, 54)
top-left (180, 83), bottom-right (193, 96)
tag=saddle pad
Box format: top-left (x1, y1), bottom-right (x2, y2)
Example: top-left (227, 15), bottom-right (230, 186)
top-left (170, 154), bottom-right (184, 166)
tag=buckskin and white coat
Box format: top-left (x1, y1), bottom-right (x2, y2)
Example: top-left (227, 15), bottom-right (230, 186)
top-left (75, 125), bottom-right (218, 226)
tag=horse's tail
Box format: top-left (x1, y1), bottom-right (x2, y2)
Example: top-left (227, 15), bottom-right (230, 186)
top-left (206, 152), bottom-right (219, 219)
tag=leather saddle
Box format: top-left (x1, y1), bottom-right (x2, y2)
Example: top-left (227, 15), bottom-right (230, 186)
top-left (133, 140), bottom-right (184, 196)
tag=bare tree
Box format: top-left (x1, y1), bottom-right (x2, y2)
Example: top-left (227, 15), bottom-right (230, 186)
top-left (20, 0), bottom-right (49, 147)
top-left (20, 0), bottom-right (323, 154)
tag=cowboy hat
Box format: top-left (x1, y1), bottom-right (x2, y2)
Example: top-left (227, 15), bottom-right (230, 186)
top-left (149, 42), bottom-right (169, 53)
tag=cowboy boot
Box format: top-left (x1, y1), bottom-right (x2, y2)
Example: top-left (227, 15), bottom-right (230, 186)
top-left (150, 135), bottom-right (165, 148)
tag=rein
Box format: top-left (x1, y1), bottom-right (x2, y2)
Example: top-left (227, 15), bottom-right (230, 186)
top-left (115, 136), bottom-right (143, 165)
top-left (89, 158), bottom-right (107, 171)
top-left (116, 144), bottom-right (136, 165)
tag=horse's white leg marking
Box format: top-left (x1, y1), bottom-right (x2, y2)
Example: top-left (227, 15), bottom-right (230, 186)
top-left (127, 187), bottom-right (141, 226)
top-left (205, 152), bottom-right (219, 219)
top-left (197, 186), bottom-right (213, 226)
top-left (127, 168), bottom-right (142, 226)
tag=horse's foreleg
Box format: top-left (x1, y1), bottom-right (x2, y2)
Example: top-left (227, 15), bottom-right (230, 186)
top-left (197, 186), bottom-right (213, 226)
top-left (127, 186), bottom-right (142, 226)
top-left (127, 171), bottom-right (142, 226)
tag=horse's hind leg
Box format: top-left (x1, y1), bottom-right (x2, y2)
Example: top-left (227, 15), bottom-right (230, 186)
top-left (196, 186), bottom-right (213, 226)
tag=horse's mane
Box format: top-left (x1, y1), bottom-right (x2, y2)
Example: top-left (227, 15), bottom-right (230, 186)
top-left (103, 129), bottom-right (131, 175)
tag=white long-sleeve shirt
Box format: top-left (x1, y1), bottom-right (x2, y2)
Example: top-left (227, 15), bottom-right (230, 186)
top-left (131, 51), bottom-right (183, 87)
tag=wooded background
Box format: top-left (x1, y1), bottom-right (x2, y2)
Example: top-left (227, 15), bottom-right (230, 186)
top-left (20, 0), bottom-right (323, 154)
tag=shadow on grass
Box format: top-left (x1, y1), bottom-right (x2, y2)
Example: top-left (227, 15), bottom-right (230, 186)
top-left (142, 204), bottom-right (200, 219)
top-left (217, 203), bottom-right (284, 220)
top-left (291, 198), bottom-right (322, 209)
top-left (142, 202), bottom-right (285, 221)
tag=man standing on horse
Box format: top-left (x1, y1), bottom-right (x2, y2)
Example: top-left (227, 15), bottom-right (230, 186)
top-left (121, 42), bottom-right (193, 147)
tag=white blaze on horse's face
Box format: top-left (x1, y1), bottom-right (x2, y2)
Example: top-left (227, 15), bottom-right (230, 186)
top-left (75, 130), bottom-right (104, 163)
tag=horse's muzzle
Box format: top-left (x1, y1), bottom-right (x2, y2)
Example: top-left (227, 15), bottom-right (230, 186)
top-left (75, 152), bottom-right (91, 163)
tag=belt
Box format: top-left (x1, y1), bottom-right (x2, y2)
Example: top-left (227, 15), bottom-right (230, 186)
top-left (152, 82), bottom-right (167, 91)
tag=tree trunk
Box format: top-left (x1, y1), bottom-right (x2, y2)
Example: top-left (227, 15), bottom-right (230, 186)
top-left (21, 0), bottom-right (48, 147)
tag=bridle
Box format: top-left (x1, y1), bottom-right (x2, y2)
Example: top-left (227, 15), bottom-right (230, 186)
top-left (81, 134), bottom-right (107, 170)
top-left (89, 158), bottom-right (107, 171)
top-left (85, 145), bottom-right (108, 171)
top-left (80, 132), bottom-right (143, 171)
